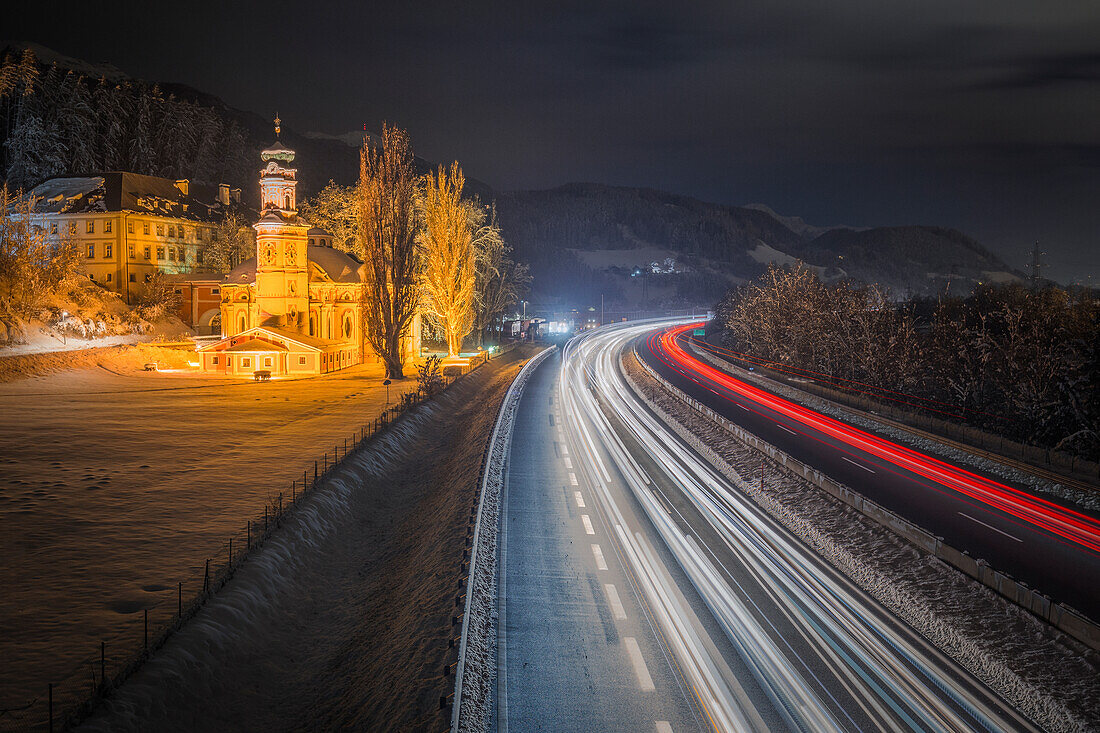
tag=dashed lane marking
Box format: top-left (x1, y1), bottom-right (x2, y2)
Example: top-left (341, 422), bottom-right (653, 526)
top-left (591, 543), bottom-right (608, 570)
top-left (623, 637), bottom-right (655, 691)
top-left (958, 512), bottom-right (1023, 543)
top-left (655, 723), bottom-right (673, 733)
top-left (776, 423), bottom-right (797, 435)
top-left (564, 456), bottom-right (573, 469)
top-left (569, 472), bottom-right (578, 486)
top-left (574, 491), bottom-right (585, 508)
top-left (605, 583), bottom-right (627, 620)
top-left (581, 514), bottom-right (595, 535)
top-left (842, 456), bottom-right (876, 473)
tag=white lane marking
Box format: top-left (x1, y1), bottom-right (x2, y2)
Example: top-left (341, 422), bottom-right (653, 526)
top-left (842, 456), bottom-right (876, 474)
top-left (574, 491), bottom-right (585, 508)
top-left (605, 583), bottom-right (627, 620)
top-left (581, 514), bottom-right (595, 535)
top-left (564, 456), bottom-right (573, 469)
top-left (561, 443), bottom-right (569, 456)
top-left (656, 723), bottom-right (673, 733)
top-left (623, 637), bottom-right (655, 691)
top-left (776, 423), bottom-right (797, 435)
top-left (569, 472), bottom-right (578, 486)
top-left (736, 403), bottom-right (750, 411)
top-left (591, 543), bottom-right (608, 570)
top-left (958, 512), bottom-right (1023, 543)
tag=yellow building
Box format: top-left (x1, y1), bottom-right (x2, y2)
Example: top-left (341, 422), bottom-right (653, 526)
top-left (197, 122), bottom-right (419, 377)
top-left (22, 173), bottom-right (247, 303)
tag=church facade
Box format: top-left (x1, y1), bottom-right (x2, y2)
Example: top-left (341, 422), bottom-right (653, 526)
top-left (198, 121), bottom-right (419, 377)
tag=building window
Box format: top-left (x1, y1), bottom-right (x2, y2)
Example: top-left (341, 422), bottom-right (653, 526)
top-left (298, 356), bottom-right (306, 365)
top-left (242, 357), bottom-right (251, 368)
top-left (106, 273), bottom-right (112, 282)
top-left (143, 222), bottom-right (150, 235)
top-left (308, 238), bottom-right (314, 246)
top-left (128, 245), bottom-right (135, 259)
top-left (89, 273), bottom-right (95, 280)
top-left (157, 246), bottom-right (165, 260)
top-left (105, 244), bottom-right (112, 258)
top-left (211, 288), bottom-right (219, 295)
top-left (264, 357), bottom-right (273, 368)
top-left (343, 315), bottom-right (352, 338)
top-left (226, 356), bottom-right (231, 366)
top-left (196, 250), bottom-right (204, 265)
top-left (87, 244), bottom-right (95, 258)
top-left (105, 220), bottom-right (112, 233)
top-left (127, 220), bottom-right (134, 234)
top-left (86, 221), bottom-right (94, 234)
top-left (174, 289), bottom-right (182, 295)
top-left (129, 273), bottom-right (136, 282)
top-left (144, 274), bottom-right (151, 282)
top-left (143, 246), bottom-right (151, 260)
top-left (156, 224), bottom-right (164, 236)
top-left (69, 221), bottom-right (77, 235)
top-left (212, 356), bottom-right (219, 365)
top-left (51, 222), bottom-right (58, 234)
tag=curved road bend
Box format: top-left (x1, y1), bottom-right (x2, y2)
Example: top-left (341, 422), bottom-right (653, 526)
top-left (641, 324), bottom-right (1100, 623)
top-left (495, 321), bottom-right (1037, 732)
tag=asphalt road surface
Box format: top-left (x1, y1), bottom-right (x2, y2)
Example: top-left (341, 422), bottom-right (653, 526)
top-left (495, 321), bottom-right (1039, 732)
top-left (641, 323), bottom-right (1100, 624)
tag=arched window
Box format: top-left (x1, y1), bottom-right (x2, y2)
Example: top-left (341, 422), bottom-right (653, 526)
top-left (309, 315), bottom-right (316, 336)
top-left (238, 314), bottom-right (246, 333)
top-left (284, 194), bottom-right (292, 210)
top-left (343, 314), bottom-right (352, 338)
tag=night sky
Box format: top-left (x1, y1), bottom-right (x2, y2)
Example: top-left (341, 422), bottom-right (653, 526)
top-left (9, 1), bottom-right (1100, 284)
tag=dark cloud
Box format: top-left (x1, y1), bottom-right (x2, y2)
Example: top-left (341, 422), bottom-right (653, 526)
top-left (966, 52), bottom-right (1100, 90)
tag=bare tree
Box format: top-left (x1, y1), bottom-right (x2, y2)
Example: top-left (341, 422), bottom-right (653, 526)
top-left (358, 123), bottom-right (420, 378)
top-left (470, 201), bottom-right (529, 347)
top-left (299, 181), bottom-right (360, 253)
top-left (0, 186), bottom-right (80, 318)
top-left (417, 162), bottom-right (476, 357)
top-left (202, 210), bottom-right (253, 273)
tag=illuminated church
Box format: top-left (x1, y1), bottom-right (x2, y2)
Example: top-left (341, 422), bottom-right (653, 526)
top-left (198, 118), bottom-right (419, 376)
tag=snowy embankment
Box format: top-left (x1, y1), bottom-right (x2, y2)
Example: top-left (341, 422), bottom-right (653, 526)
top-left (76, 352), bottom-right (531, 732)
top-left (453, 345), bottom-right (556, 733)
top-left (689, 340), bottom-right (1100, 511)
top-left (623, 352), bottom-right (1100, 733)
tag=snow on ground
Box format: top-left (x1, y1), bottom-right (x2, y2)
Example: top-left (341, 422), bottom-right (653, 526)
top-left (71, 349), bottom-right (531, 732)
top-left (0, 360), bottom-right (421, 720)
top-left (624, 354), bottom-right (1100, 733)
top-left (689, 342), bottom-right (1100, 512)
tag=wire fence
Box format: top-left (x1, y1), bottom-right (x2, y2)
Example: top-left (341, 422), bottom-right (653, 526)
top-left (0, 345), bottom-right (520, 733)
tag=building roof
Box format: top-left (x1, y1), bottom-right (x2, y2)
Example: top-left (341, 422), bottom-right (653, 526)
top-left (22, 172), bottom-right (254, 223)
top-left (224, 245), bottom-right (364, 285)
top-left (260, 139), bottom-right (296, 163)
top-left (224, 339), bottom-right (288, 353)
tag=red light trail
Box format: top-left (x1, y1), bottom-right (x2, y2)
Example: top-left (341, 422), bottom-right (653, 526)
top-left (649, 323), bottom-right (1100, 555)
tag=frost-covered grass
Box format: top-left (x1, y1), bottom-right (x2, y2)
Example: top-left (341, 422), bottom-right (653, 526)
top-left (624, 353), bottom-right (1100, 733)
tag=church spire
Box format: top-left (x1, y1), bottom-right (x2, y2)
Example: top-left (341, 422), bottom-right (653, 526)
top-left (274, 112), bottom-right (281, 138)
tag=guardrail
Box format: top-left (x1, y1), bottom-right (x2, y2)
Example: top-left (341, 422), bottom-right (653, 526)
top-left (631, 348), bottom-right (1100, 653)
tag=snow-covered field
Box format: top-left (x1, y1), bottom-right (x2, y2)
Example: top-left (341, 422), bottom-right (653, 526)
top-left (0, 361), bottom-right (418, 720)
top-left (624, 354), bottom-right (1100, 732)
top-left (72, 350), bottom-right (530, 732)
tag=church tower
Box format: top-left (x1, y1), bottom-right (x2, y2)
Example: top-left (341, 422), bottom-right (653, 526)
top-left (254, 114), bottom-right (310, 331)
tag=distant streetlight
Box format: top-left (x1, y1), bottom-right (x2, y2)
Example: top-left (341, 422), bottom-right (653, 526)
top-left (383, 378), bottom-right (392, 404)
top-left (60, 310), bottom-right (69, 346)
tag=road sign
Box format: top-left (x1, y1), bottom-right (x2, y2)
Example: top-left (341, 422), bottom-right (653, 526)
top-left (693, 328), bottom-right (705, 336)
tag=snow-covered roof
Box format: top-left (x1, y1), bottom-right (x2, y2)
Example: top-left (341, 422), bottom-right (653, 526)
top-left (224, 338), bottom-right (288, 353)
top-left (225, 245), bottom-right (363, 285)
top-left (260, 139), bottom-right (296, 163)
top-left (23, 172), bottom-right (253, 222)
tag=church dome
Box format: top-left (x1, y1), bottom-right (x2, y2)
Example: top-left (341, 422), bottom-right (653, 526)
top-left (260, 139), bottom-right (295, 163)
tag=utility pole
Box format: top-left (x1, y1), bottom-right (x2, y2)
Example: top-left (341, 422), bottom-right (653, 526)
top-left (1029, 241), bottom-right (1044, 290)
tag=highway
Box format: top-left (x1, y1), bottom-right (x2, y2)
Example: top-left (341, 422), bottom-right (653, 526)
top-left (641, 323), bottom-right (1100, 623)
top-left (496, 320), bottom-right (1039, 732)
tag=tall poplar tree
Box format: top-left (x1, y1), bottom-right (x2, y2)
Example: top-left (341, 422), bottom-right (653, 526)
top-left (358, 123), bottom-right (419, 378)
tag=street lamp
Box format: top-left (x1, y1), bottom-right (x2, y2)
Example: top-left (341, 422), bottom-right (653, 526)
top-left (383, 378), bottom-right (391, 404)
top-left (60, 310), bottom-right (68, 346)
top-left (522, 300), bottom-right (527, 319)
